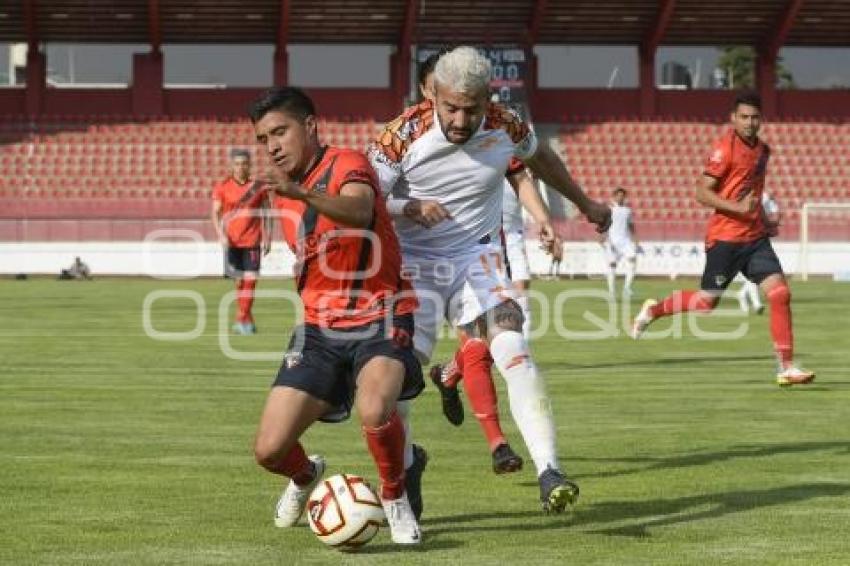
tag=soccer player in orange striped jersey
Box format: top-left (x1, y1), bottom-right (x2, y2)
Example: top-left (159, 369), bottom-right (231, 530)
top-left (211, 149), bottom-right (271, 335)
top-left (631, 92), bottom-right (815, 386)
top-left (249, 87), bottom-right (423, 544)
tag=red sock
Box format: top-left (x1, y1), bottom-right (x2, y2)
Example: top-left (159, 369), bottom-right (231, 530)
top-left (238, 278), bottom-right (257, 324)
top-left (649, 290), bottom-right (714, 318)
top-left (462, 339), bottom-right (506, 451)
top-left (264, 442), bottom-right (314, 485)
top-left (363, 411), bottom-right (406, 500)
top-left (767, 284), bottom-right (793, 368)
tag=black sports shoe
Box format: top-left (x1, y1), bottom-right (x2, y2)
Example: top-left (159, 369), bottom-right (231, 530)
top-left (491, 443), bottom-right (523, 474)
top-left (538, 466), bottom-right (580, 513)
top-left (405, 443), bottom-right (429, 520)
top-left (429, 364), bottom-right (464, 426)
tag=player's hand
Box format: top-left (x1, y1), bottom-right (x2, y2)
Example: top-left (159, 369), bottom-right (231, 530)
top-left (262, 240), bottom-right (272, 256)
top-left (733, 192), bottom-right (758, 215)
top-left (538, 221), bottom-right (556, 254)
top-left (583, 200), bottom-right (612, 233)
top-left (765, 221), bottom-right (779, 237)
top-left (550, 235), bottom-right (564, 262)
top-left (263, 168), bottom-right (306, 200)
top-left (403, 199), bottom-right (451, 228)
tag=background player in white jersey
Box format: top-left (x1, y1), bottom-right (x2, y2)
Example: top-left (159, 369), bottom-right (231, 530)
top-left (368, 46), bottom-right (610, 512)
top-left (736, 190), bottom-right (780, 314)
top-left (601, 187), bottom-right (638, 298)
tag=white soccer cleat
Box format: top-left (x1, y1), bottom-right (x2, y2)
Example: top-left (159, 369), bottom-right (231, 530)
top-left (630, 298), bottom-right (658, 339)
top-left (274, 455), bottom-right (326, 527)
top-left (776, 366), bottom-right (816, 387)
top-left (381, 492), bottom-right (422, 544)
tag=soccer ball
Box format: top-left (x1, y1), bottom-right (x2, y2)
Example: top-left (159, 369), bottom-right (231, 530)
top-left (306, 473), bottom-right (385, 549)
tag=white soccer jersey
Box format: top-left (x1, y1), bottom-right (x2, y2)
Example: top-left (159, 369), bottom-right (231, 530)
top-left (502, 180), bottom-right (523, 233)
top-left (368, 100), bottom-right (537, 259)
top-left (607, 204), bottom-right (633, 244)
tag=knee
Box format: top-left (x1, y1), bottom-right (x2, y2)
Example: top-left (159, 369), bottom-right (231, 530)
top-left (253, 435), bottom-right (289, 470)
top-left (767, 283), bottom-right (791, 305)
top-left (359, 400), bottom-right (392, 428)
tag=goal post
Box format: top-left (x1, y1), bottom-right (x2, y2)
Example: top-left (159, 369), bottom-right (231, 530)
top-left (799, 202), bottom-right (850, 281)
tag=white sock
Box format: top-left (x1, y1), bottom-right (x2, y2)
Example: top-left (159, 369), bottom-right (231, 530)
top-left (746, 281), bottom-right (762, 310)
top-left (624, 260), bottom-right (636, 293)
top-left (606, 266), bottom-right (616, 295)
top-left (490, 330), bottom-right (558, 476)
top-left (516, 294), bottom-right (532, 340)
top-left (396, 400), bottom-right (414, 469)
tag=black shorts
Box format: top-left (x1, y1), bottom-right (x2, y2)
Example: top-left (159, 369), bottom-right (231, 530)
top-left (700, 237), bottom-right (783, 292)
top-left (272, 314), bottom-right (424, 423)
top-left (226, 246), bottom-right (261, 277)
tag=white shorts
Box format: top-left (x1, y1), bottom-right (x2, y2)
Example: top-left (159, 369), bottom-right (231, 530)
top-left (403, 242), bottom-right (515, 363)
top-left (504, 230), bottom-right (530, 282)
top-left (604, 239), bottom-right (637, 264)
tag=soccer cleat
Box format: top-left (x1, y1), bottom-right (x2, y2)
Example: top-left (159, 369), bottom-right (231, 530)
top-left (630, 298), bottom-right (658, 339)
top-left (428, 364), bottom-right (464, 426)
top-left (405, 443), bottom-right (429, 520)
top-left (492, 443), bottom-right (523, 475)
top-left (232, 322), bottom-right (256, 335)
top-left (274, 455), bottom-right (325, 527)
top-left (776, 366), bottom-right (816, 387)
top-left (538, 466), bottom-right (580, 514)
top-left (754, 304), bottom-right (765, 315)
top-left (382, 492), bottom-right (422, 544)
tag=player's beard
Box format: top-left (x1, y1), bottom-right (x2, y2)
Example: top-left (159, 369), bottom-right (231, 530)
top-left (437, 114), bottom-right (474, 145)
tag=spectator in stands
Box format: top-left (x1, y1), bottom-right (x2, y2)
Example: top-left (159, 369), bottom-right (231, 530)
top-left (211, 148), bottom-right (272, 335)
top-left (59, 256), bottom-right (92, 280)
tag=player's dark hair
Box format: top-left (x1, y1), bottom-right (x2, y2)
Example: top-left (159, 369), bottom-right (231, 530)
top-left (229, 148), bottom-right (250, 160)
top-left (614, 187), bottom-right (626, 196)
top-left (733, 90), bottom-right (762, 112)
top-left (418, 47), bottom-right (451, 87)
top-left (248, 87), bottom-right (316, 123)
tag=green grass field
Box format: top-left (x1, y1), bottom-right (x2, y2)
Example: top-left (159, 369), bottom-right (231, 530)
top-left (2, 277), bottom-right (849, 565)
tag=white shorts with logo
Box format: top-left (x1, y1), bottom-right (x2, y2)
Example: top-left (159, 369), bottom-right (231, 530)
top-left (403, 242), bottom-right (515, 363)
top-left (504, 229), bottom-right (531, 283)
top-left (604, 238), bottom-right (637, 264)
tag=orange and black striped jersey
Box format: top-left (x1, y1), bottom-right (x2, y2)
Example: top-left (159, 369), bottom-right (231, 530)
top-left (274, 146), bottom-right (416, 328)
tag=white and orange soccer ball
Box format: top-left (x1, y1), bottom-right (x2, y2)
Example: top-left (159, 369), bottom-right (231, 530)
top-left (306, 473), bottom-right (385, 549)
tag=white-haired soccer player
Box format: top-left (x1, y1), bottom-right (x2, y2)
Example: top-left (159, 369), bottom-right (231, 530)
top-left (601, 187), bottom-right (638, 299)
top-left (736, 190), bottom-right (780, 314)
top-left (368, 46), bottom-right (610, 512)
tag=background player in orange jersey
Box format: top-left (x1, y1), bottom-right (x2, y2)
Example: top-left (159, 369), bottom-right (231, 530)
top-left (631, 92), bottom-right (815, 386)
top-left (211, 149), bottom-right (272, 335)
top-left (249, 87), bottom-right (423, 544)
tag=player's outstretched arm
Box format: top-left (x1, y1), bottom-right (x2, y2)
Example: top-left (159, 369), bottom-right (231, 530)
top-left (524, 143), bottom-right (611, 232)
top-left (509, 170), bottom-right (556, 252)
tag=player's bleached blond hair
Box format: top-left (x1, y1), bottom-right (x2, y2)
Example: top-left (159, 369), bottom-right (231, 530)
top-left (433, 46), bottom-right (491, 96)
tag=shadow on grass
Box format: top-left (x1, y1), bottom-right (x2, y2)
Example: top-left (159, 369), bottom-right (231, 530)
top-left (348, 537), bottom-right (464, 553)
top-left (584, 482), bottom-right (850, 537)
top-left (422, 483), bottom-right (850, 538)
top-left (545, 354), bottom-right (775, 372)
top-left (570, 440), bottom-right (850, 480)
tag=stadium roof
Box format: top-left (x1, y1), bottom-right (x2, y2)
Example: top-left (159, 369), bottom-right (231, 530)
top-left (1, 0), bottom-right (849, 47)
